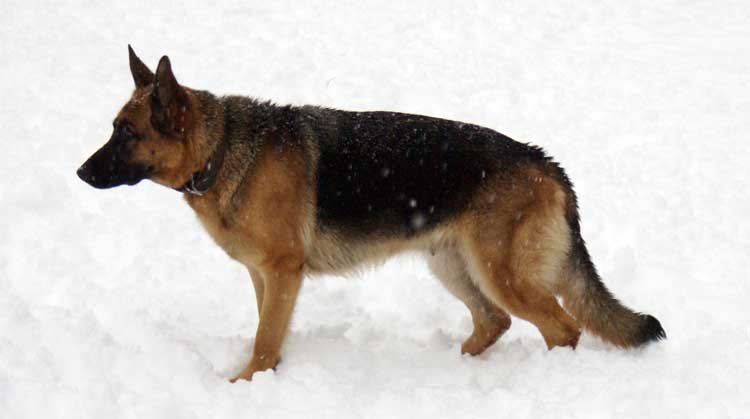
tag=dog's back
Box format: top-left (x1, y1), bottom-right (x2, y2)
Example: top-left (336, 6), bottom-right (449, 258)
top-left (309, 108), bottom-right (544, 236)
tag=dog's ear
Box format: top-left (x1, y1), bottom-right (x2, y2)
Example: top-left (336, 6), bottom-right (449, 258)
top-left (150, 55), bottom-right (190, 135)
top-left (128, 45), bottom-right (154, 88)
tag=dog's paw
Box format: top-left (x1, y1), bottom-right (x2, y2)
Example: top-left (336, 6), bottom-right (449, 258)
top-left (228, 356), bottom-right (281, 383)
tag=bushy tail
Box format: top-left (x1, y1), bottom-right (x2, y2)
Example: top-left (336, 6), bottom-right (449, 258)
top-left (547, 162), bottom-right (666, 348)
top-left (559, 229), bottom-right (666, 348)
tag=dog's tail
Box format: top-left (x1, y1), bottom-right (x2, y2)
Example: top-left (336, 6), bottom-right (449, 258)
top-left (559, 237), bottom-right (666, 347)
top-left (550, 165), bottom-right (666, 348)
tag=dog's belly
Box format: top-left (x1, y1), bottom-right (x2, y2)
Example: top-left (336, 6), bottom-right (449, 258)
top-left (303, 224), bottom-right (455, 276)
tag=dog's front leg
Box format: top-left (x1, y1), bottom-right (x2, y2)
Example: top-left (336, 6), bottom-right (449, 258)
top-left (230, 259), bottom-right (303, 382)
top-left (248, 267), bottom-right (265, 317)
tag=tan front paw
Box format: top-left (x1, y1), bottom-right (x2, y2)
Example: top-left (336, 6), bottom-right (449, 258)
top-left (461, 330), bottom-right (502, 356)
top-left (228, 356), bottom-right (280, 383)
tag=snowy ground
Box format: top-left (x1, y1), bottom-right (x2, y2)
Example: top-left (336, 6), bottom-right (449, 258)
top-left (2, 1), bottom-right (750, 418)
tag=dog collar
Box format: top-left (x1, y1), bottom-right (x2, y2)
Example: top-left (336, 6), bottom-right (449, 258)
top-left (176, 138), bottom-right (228, 195)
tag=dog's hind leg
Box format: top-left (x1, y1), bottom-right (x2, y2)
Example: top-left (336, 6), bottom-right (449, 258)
top-left (461, 174), bottom-right (581, 350)
top-left (427, 248), bottom-right (511, 355)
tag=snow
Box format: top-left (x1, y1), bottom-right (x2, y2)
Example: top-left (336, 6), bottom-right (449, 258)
top-left (2, 1), bottom-right (750, 417)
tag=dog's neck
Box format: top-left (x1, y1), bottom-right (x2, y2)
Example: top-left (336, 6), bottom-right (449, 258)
top-left (176, 92), bottom-right (229, 195)
top-left (174, 135), bottom-right (228, 195)
top-left (179, 94), bottom-right (290, 203)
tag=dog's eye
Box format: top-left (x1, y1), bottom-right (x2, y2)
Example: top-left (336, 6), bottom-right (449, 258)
top-left (117, 124), bottom-right (139, 140)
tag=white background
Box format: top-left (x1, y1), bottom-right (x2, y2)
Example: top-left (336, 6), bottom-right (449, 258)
top-left (1, 1), bottom-right (749, 418)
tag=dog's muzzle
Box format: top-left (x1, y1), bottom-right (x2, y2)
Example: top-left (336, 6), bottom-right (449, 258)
top-left (77, 140), bottom-right (149, 189)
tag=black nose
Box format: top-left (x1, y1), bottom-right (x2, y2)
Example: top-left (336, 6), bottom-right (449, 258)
top-left (77, 163), bottom-right (90, 182)
top-left (77, 162), bottom-right (102, 186)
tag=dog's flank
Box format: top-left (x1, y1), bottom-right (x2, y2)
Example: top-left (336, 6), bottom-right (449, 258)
top-left (78, 46), bottom-right (665, 382)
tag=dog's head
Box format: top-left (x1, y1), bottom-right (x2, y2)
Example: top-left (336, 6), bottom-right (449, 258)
top-left (77, 46), bottom-right (199, 190)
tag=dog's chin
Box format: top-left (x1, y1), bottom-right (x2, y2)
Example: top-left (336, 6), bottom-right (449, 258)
top-left (82, 176), bottom-right (145, 189)
top-left (125, 176), bottom-right (146, 186)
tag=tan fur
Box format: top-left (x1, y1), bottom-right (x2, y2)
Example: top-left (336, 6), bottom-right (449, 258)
top-left (456, 169), bottom-right (581, 350)
top-left (187, 137), bottom-right (310, 381)
top-left (78, 50), bottom-right (666, 383)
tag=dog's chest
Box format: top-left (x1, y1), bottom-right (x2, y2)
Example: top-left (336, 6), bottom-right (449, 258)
top-left (185, 194), bottom-right (255, 262)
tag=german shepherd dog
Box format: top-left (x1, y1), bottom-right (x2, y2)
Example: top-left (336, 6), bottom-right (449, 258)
top-left (78, 46), bottom-right (665, 382)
